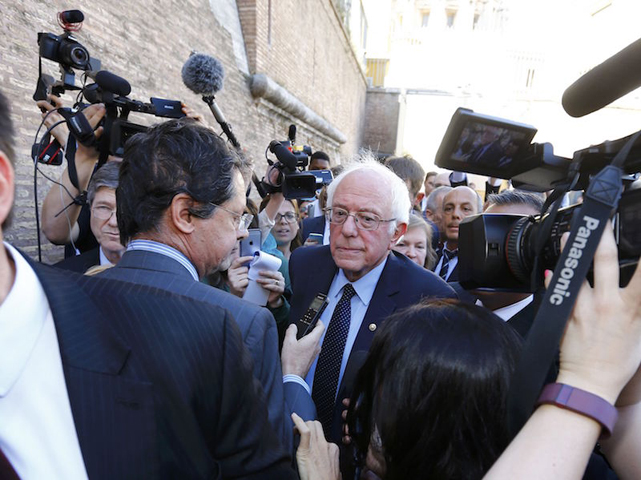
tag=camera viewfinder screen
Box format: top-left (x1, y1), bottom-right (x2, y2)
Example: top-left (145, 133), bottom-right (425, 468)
top-left (451, 121), bottom-right (532, 171)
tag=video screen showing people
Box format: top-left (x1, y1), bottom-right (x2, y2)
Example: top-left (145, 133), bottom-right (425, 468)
top-left (452, 122), bottom-right (531, 170)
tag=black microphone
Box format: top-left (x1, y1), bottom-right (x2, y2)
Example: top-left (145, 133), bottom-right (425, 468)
top-left (181, 52), bottom-right (240, 148)
top-left (288, 124), bottom-right (297, 144)
top-left (59, 10), bottom-right (84, 24)
top-left (95, 70), bottom-right (131, 96)
top-left (562, 37), bottom-right (641, 117)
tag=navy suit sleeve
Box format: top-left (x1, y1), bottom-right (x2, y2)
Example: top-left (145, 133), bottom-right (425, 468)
top-left (206, 311), bottom-right (296, 479)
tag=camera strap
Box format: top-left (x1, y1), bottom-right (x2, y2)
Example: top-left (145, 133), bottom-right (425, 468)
top-left (506, 130), bottom-right (640, 439)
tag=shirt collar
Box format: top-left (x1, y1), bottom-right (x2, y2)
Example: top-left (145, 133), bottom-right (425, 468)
top-left (0, 243), bottom-right (51, 396)
top-left (332, 254), bottom-right (389, 306)
top-left (127, 239), bottom-right (199, 281)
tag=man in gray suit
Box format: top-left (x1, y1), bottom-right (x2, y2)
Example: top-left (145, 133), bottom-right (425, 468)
top-left (98, 119), bottom-right (317, 451)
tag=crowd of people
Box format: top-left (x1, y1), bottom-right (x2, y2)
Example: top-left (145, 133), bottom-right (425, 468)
top-left (0, 82), bottom-right (640, 480)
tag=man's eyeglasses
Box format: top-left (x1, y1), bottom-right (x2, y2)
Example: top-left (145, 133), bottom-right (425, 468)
top-left (92, 205), bottom-right (117, 221)
top-left (210, 203), bottom-right (253, 231)
top-left (275, 212), bottom-right (298, 223)
top-left (324, 207), bottom-right (396, 231)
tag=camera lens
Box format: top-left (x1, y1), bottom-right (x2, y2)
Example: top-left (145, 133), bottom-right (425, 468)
top-left (59, 41), bottom-right (90, 69)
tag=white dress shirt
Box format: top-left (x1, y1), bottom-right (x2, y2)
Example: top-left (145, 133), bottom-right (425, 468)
top-left (477, 295), bottom-right (534, 322)
top-left (0, 243), bottom-right (88, 479)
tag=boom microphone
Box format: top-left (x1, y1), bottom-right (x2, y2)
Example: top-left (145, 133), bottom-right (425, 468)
top-left (181, 53), bottom-right (225, 96)
top-left (562, 37), bottom-right (641, 117)
top-left (95, 70), bottom-right (131, 96)
top-left (181, 52), bottom-right (240, 148)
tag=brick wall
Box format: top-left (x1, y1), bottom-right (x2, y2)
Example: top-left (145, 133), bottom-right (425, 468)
top-left (361, 88), bottom-right (401, 157)
top-left (0, 0), bottom-right (367, 262)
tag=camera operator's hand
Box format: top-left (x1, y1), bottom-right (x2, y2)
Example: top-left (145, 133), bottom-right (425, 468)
top-left (41, 103), bottom-right (107, 245)
top-left (181, 102), bottom-right (204, 124)
top-left (555, 223), bottom-right (641, 405)
top-left (281, 322), bottom-right (324, 378)
top-left (227, 256), bottom-right (253, 297)
top-left (36, 94), bottom-right (69, 146)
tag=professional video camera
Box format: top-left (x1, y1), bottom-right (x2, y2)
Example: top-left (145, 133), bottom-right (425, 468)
top-left (262, 125), bottom-right (333, 200)
top-left (435, 107), bottom-right (641, 292)
top-left (33, 9), bottom-right (185, 165)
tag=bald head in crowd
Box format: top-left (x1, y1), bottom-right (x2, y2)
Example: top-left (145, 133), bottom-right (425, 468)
top-left (441, 186), bottom-right (482, 250)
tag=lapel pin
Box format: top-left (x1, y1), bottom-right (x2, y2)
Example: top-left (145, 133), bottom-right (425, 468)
top-left (369, 323), bottom-right (377, 332)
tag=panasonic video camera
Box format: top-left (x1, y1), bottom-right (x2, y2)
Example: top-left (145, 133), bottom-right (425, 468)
top-left (435, 107), bottom-right (641, 292)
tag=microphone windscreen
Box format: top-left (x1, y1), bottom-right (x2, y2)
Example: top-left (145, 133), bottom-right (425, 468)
top-left (288, 124), bottom-right (297, 143)
top-left (59, 10), bottom-right (84, 24)
top-left (95, 71), bottom-right (131, 97)
top-left (182, 53), bottom-right (225, 96)
top-left (562, 37), bottom-right (641, 117)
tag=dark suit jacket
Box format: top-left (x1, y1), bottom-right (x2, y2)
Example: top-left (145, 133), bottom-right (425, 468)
top-left (289, 246), bottom-right (456, 443)
top-left (97, 249), bottom-right (315, 451)
top-left (27, 257), bottom-right (295, 479)
top-left (54, 247), bottom-right (100, 273)
top-left (301, 215), bottom-right (326, 243)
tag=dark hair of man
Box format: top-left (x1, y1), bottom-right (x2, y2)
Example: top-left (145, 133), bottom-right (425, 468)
top-left (311, 150), bottom-right (330, 162)
top-left (116, 118), bottom-right (240, 244)
top-left (0, 90), bottom-right (15, 230)
top-left (347, 299), bottom-right (522, 480)
top-left (486, 190), bottom-right (544, 213)
top-left (87, 161), bottom-right (120, 205)
top-left (384, 155), bottom-right (425, 199)
top-left (425, 170), bottom-right (437, 181)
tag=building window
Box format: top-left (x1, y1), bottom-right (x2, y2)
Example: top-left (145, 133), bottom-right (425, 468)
top-left (422, 12), bottom-right (430, 28)
top-left (526, 68), bottom-right (536, 88)
top-left (446, 10), bottom-right (456, 28)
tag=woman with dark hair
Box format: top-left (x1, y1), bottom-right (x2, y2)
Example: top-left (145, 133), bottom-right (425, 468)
top-left (349, 299), bottom-right (521, 480)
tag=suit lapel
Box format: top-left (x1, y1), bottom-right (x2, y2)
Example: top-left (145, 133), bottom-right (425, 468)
top-left (31, 261), bottom-right (158, 479)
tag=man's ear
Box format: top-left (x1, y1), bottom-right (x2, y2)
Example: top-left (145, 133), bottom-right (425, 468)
top-left (168, 193), bottom-right (197, 234)
top-left (0, 151), bottom-right (15, 230)
top-left (389, 222), bottom-right (408, 248)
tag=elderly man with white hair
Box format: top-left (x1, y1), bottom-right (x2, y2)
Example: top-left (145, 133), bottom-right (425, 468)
top-left (285, 158), bottom-right (455, 446)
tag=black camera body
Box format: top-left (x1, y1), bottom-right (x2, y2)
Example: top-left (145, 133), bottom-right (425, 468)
top-left (458, 187), bottom-right (641, 292)
top-left (265, 126), bottom-right (333, 200)
top-left (38, 32), bottom-right (90, 71)
top-left (436, 107), bottom-right (641, 292)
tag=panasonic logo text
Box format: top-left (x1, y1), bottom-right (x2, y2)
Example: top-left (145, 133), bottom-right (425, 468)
top-left (549, 215), bottom-right (600, 306)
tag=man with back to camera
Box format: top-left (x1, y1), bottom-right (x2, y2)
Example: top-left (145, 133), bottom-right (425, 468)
top-left (287, 158), bottom-right (456, 446)
top-left (0, 90), bottom-right (297, 479)
top-left (97, 118), bottom-right (317, 452)
top-left (434, 185), bottom-right (482, 282)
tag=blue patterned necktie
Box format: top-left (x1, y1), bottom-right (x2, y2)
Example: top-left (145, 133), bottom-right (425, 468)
top-left (312, 283), bottom-right (357, 435)
top-left (438, 248), bottom-right (458, 280)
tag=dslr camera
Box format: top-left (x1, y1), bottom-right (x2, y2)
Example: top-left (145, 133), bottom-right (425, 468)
top-left (435, 107), bottom-right (641, 292)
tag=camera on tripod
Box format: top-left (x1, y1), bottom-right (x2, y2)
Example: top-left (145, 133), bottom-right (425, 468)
top-left (435, 107), bottom-right (641, 292)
